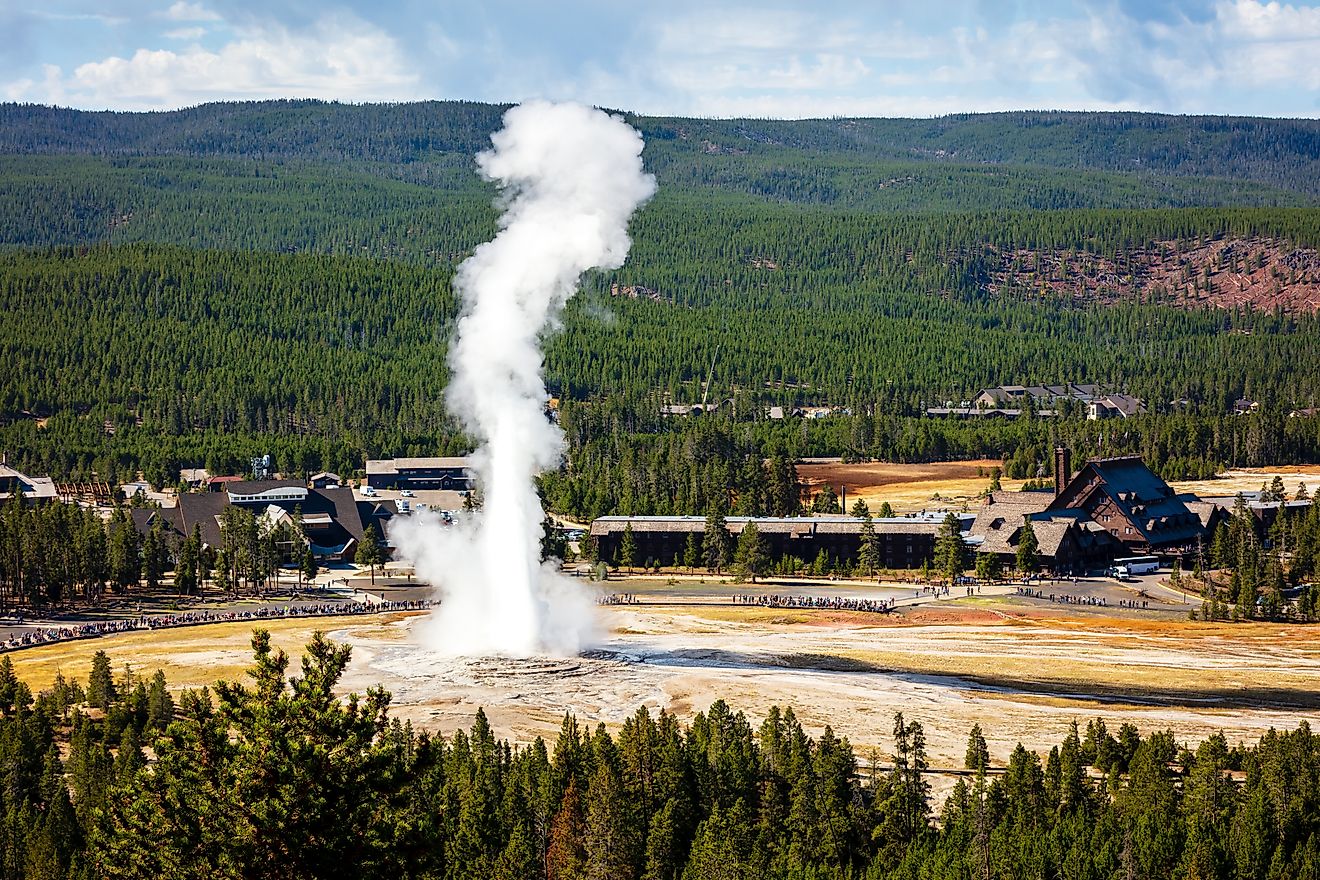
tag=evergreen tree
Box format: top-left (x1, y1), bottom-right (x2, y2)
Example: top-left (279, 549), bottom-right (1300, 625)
top-left (811, 486), bottom-right (840, 514)
top-left (548, 779), bottom-right (587, 880)
top-left (92, 631), bottom-right (422, 879)
top-left (975, 552), bottom-right (1003, 582)
top-left (87, 650), bottom-right (115, 710)
top-left (934, 512), bottom-right (968, 584)
top-left (355, 524), bottom-right (383, 586)
top-left (145, 669), bottom-right (173, 731)
top-left (619, 524), bottom-right (638, 573)
top-left (735, 522), bottom-right (768, 583)
top-left (108, 509), bottom-right (141, 592)
top-left (682, 533), bottom-right (700, 570)
top-left (1016, 520), bottom-right (1039, 574)
top-left (965, 724), bottom-right (990, 772)
top-left (141, 521), bottom-right (168, 590)
top-left (859, 515), bottom-right (879, 576)
top-left (702, 506), bottom-right (732, 574)
top-left (300, 544), bottom-right (318, 588)
top-left (173, 527), bottom-right (198, 594)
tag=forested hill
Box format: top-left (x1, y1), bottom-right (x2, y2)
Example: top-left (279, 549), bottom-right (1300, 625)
top-left (3, 101), bottom-right (1320, 207)
top-left (4, 100), bottom-right (1320, 487)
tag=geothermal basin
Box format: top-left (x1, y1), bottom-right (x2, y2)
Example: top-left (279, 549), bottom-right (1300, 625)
top-left (13, 579), bottom-right (1319, 768)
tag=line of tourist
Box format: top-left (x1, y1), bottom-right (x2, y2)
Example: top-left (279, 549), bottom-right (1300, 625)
top-left (598, 594), bottom-right (640, 605)
top-left (1014, 587), bottom-right (1120, 608)
top-left (1, 599), bottom-right (436, 653)
top-left (732, 594), bottom-right (895, 614)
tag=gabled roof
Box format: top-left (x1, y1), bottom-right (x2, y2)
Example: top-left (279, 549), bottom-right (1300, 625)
top-left (1090, 394), bottom-right (1145, 417)
top-left (1050, 456), bottom-right (1201, 547)
top-left (163, 485), bottom-right (365, 550)
top-left (969, 490), bottom-right (1054, 542)
top-left (130, 507), bottom-right (185, 540)
top-left (174, 492), bottom-right (229, 546)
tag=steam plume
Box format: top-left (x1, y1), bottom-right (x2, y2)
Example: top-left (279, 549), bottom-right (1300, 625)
top-left (394, 101), bottom-right (655, 656)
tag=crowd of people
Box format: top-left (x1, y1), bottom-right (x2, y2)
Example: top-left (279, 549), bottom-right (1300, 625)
top-left (1, 599), bottom-right (436, 653)
top-left (732, 594), bottom-right (895, 614)
top-left (1013, 586), bottom-right (1159, 610)
top-left (597, 593), bottom-right (640, 605)
top-left (1015, 587), bottom-right (1109, 608)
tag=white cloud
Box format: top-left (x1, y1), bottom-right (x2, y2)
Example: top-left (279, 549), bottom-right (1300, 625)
top-left (163, 2), bottom-right (221, 22)
top-left (23, 11), bottom-right (128, 25)
top-left (1211, 0), bottom-right (1320, 88)
top-left (633, 1), bottom-right (1320, 117)
top-left (7, 0), bottom-right (1320, 117)
top-left (10, 14), bottom-right (420, 109)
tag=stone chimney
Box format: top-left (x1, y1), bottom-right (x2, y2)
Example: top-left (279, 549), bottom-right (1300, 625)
top-left (1054, 446), bottom-right (1071, 497)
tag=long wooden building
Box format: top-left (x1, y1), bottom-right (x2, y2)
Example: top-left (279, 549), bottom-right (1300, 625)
top-left (589, 514), bottom-right (970, 569)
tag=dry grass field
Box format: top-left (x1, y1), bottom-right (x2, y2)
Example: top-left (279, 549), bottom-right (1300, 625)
top-left (798, 459), bottom-right (1320, 513)
top-left (10, 614), bottom-right (420, 694)
top-left (797, 459), bottom-right (1028, 512)
top-left (1170, 465), bottom-right (1320, 499)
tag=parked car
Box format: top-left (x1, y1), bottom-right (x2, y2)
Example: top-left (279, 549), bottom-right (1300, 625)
top-left (401, 489), bottom-right (415, 498)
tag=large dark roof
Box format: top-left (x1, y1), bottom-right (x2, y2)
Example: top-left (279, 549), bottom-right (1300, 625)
top-left (155, 486), bottom-right (366, 551)
top-left (1050, 456), bottom-right (1202, 547)
top-left (129, 507), bottom-right (186, 541)
top-left (1086, 457), bottom-right (1176, 504)
top-left (175, 491), bottom-right (230, 547)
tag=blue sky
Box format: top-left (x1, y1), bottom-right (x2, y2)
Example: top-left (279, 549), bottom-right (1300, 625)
top-left (3, 0), bottom-right (1319, 117)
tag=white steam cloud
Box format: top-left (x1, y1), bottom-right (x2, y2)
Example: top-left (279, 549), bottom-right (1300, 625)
top-left (393, 101), bottom-right (655, 656)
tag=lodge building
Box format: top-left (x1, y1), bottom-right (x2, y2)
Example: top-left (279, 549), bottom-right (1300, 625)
top-left (589, 513), bottom-right (972, 570)
top-left (590, 450), bottom-right (1255, 575)
top-left (365, 457), bottom-right (473, 492)
top-left (132, 479), bottom-right (394, 563)
top-left (973, 449), bottom-right (1213, 572)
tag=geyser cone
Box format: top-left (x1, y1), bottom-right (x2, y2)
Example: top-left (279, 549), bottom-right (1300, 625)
top-left (393, 101), bottom-right (655, 657)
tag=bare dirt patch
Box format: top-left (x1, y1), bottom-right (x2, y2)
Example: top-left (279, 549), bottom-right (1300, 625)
top-left (985, 235), bottom-right (1320, 314)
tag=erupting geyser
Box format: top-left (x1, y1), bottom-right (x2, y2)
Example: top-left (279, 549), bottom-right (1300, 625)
top-left (393, 101), bottom-right (655, 657)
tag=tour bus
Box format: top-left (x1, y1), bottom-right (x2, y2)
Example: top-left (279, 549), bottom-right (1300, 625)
top-left (1110, 555), bottom-right (1160, 579)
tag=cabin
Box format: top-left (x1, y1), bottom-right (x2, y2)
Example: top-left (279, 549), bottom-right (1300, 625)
top-left (309, 471), bottom-right (343, 489)
top-left (1086, 394), bottom-right (1146, 420)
